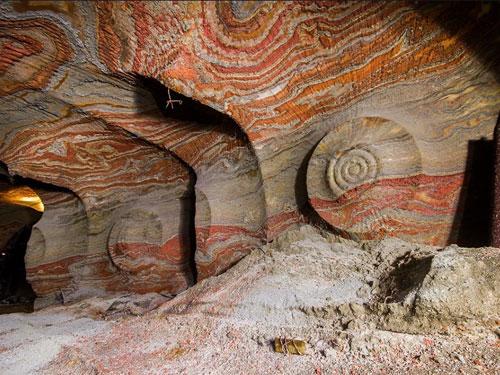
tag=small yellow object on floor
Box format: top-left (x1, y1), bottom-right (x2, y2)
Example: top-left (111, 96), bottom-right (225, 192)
top-left (274, 338), bottom-right (307, 355)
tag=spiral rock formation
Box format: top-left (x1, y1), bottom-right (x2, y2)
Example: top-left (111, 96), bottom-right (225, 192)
top-left (327, 148), bottom-right (379, 198)
top-left (307, 117), bottom-right (438, 242)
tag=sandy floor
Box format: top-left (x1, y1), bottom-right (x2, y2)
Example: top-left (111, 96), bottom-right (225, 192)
top-left (1, 225), bottom-right (498, 374)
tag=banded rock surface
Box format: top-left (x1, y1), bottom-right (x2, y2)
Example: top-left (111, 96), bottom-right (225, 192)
top-left (0, 1), bottom-right (499, 303)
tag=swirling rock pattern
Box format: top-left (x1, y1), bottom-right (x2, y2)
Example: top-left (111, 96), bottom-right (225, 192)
top-left (306, 117), bottom-right (460, 243)
top-left (25, 189), bottom-right (88, 298)
top-left (0, 1), bottom-right (499, 302)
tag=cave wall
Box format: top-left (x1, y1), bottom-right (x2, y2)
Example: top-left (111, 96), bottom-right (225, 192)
top-left (0, 1), bottom-right (499, 302)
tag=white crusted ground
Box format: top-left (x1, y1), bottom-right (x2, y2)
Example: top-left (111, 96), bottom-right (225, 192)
top-left (0, 225), bottom-right (498, 374)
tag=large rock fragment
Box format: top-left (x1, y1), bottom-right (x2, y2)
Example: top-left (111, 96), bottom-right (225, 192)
top-left (413, 246), bottom-right (499, 324)
top-left (374, 244), bottom-right (500, 333)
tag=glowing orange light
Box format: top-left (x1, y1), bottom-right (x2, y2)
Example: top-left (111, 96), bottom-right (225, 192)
top-left (0, 186), bottom-right (44, 212)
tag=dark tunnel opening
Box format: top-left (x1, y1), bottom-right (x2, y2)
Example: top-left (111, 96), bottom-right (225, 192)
top-left (0, 165), bottom-right (44, 314)
top-left (0, 173), bottom-right (86, 313)
top-left (138, 76), bottom-right (251, 142)
top-left (450, 138), bottom-right (495, 247)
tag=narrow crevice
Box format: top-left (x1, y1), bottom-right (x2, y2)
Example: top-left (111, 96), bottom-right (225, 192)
top-left (181, 169), bottom-right (198, 284)
top-left (449, 138), bottom-right (494, 246)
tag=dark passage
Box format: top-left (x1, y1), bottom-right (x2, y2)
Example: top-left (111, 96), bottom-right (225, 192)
top-left (450, 138), bottom-right (495, 247)
top-left (0, 227), bottom-right (36, 313)
top-left (0, 166), bottom-right (43, 314)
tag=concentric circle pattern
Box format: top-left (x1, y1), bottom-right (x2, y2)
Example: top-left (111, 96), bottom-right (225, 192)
top-left (307, 117), bottom-right (428, 241)
top-left (328, 148), bottom-right (378, 198)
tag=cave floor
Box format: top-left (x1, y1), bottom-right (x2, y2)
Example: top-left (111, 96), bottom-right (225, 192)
top-left (0, 225), bottom-right (498, 374)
